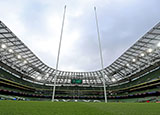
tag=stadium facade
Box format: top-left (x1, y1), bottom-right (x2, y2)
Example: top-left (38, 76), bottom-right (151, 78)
top-left (0, 20), bottom-right (160, 102)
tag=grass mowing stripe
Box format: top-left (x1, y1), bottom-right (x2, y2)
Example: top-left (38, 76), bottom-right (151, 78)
top-left (0, 101), bottom-right (160, 115)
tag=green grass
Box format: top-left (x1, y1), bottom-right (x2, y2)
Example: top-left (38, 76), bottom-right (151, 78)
top-left (0, 101), bottom-right (160, 115)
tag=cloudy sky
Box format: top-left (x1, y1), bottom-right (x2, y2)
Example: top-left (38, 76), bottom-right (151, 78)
top-left (0, 0), bottom-right (160, 72)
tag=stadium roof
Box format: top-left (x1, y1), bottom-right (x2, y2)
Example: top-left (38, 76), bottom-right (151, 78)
top-left (0, 20), bottom-right (160, 86)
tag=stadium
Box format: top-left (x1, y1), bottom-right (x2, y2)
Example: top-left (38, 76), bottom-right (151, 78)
top-left (0, 1), bottom-right (160, 115)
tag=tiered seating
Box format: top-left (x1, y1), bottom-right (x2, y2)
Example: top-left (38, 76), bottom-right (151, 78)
top-left (109, 68), bottom-right (160, 90)
top-left (0, 67), bottom-right (160, 101)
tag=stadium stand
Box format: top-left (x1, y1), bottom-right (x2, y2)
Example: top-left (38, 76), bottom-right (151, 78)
top-left (0, 20), bottom-right (160, 102)
top-left (0, 66), bottom-right (160, 102)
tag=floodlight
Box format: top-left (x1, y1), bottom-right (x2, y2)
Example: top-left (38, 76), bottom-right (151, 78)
top-left (157, 42), bottom-right (160, 47)
top-left (147, 48), bottom-right (152, 53)
top-left (126, 63), bottom-right (130, 67)
top-left (1, 44), bottom-right (6, 49)
top-left (132, 58), bottom-right (136, 62)
top-left (8, 49), bottom-right (13, 53)
top-left (23, 60), bottom-right (27, 64)
top-left (140, 53), bottom-right (145, 57)
top-left (112, 78), bottom-right (116, 82)
top-left (37, 76), bottom-right (41, 80)
top-left (17, 55), bottom-right (22, 59)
